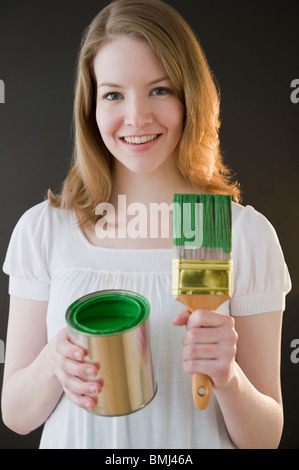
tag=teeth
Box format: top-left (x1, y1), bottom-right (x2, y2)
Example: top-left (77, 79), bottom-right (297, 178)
top-left (123, 135), bottom-right (157, 144)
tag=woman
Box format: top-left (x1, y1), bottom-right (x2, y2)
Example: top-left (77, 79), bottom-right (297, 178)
top-left (2, 0), bottom-right (291, 448)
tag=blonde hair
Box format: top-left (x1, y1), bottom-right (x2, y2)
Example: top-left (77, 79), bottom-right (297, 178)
top-left (48, 0), bottom-right (241, 225)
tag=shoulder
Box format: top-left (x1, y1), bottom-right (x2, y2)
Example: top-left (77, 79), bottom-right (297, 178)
top-left (232, 202), bottom-right (274, 230)
top-left (2, 200), bottom-right (73, 301)
top-left (5, 200), bottom-right (76, 261)
top-left (230, 202), bottom-right (291, 315)
top-left (232, 202), bottom-right (279, 248)
top-left (16, 199), bottom-right (68, 223)
top-left (13, 200), bottom-right (73, 238)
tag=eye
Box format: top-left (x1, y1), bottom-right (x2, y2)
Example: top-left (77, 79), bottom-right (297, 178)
top-left (103, 92), bottom-right (123, 101)
top-left (151, 87), bottom-right (171, 96)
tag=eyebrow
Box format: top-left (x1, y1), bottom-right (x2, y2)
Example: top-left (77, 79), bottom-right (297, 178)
top-left (98, 76), bottom-right (170, 89)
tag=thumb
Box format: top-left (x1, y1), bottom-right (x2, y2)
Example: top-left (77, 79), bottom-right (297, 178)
top-left (172, 309), bottom-right (190, 326)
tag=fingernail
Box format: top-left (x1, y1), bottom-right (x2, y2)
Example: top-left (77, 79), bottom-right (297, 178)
top-left (86, 367), bottom-right (95, 376)
top-left (74, 350), bottom-right (82, 360)
top-left (89, 385), bottom-right (98, 393)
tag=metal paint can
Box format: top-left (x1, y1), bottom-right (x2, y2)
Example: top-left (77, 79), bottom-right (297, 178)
top-left (65, 290), bottom-right (157, 416)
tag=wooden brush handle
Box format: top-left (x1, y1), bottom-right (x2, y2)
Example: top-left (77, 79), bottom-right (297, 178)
top-left (191, 372), bottom-right (213, 410)
top-left (177, 294), bottom-right (231, 410)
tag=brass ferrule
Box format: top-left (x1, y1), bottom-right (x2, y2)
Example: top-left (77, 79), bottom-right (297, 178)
top-left (172, 259), bottom-right (232, 296)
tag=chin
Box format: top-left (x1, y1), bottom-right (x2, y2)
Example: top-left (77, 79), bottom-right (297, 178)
top-left (125, 157), bottom-right (173, 175)
top-left (130, 165), bottom-right (164, 175)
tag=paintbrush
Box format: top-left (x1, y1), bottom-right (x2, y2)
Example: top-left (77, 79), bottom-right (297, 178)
top-left (172, 193), bottom-right (232, 410)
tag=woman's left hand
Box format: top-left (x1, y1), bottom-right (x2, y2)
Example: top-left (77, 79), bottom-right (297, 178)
top-left (173, 309), bottom-right (238, 389)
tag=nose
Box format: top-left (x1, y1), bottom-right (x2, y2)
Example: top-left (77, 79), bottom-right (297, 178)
top-left (124, 95), bottom-right (154, 129)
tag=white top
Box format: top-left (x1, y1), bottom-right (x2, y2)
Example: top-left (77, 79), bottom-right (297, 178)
top-left (2, 200), bottom-right (291, 449)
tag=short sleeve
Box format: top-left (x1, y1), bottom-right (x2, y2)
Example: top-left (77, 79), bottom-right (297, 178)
top-left (230, 204), bottom-right (292, 316)
top-left (2, 201), bottom-right (52, 301)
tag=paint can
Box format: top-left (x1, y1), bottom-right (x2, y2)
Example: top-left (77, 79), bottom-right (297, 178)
top-left (66, 290), bottom-right (157, 416)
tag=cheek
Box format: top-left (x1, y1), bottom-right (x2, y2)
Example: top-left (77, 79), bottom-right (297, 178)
top-left (95, 106), bottom-right (120, 142)
top-left (161, 101), bottom-right (185, 135)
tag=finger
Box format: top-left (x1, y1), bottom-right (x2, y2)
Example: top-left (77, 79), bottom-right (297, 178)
top-left (182, 357), bottom-right (232, 380)
top-left (172, 309), bottom-right (190, 326)
top-left (182, 343), bottom-right (219, 361)
top-left (62, 356), bottom-right (100, 380)
top-left (182, 358), bottom-right (216, 375)
top-left (63, 374), bottom-right (103, 397)
top-left (186, 309), bottom-right (225, 330)
top-left (64, 388), bottom-right (98, 411)
top-left (56, 329), bottom-right (88, 361)
top-left (182, 326), bottom-right (219, 346)
top-left (183, 316), bottom-right (237, 350)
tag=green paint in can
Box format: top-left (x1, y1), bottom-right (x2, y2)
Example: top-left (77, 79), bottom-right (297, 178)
top-left (67, 290), bottom-right (150, 336)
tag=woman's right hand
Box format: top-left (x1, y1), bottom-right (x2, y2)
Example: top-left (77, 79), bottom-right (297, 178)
top-left (49, 328), bottom-right (103, 411)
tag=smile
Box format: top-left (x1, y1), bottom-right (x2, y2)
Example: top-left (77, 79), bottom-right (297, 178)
top-left (122, 134), bottom-right (159, 144)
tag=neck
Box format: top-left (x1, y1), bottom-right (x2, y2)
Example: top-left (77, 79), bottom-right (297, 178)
top-left (84, 158), bottom-right (199, 249)
top-left (109, 159), bottom-right (195, 208)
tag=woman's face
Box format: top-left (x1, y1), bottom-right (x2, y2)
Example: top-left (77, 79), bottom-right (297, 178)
top-left (94, 35), bottom-right (185, 175)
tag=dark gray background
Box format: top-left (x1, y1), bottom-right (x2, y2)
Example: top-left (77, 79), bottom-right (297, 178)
top-left (0, 0), bottom-right (298, 449)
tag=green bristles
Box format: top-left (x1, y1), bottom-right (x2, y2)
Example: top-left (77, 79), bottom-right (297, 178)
top-left (172, 194), bottom-right (232, 256)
